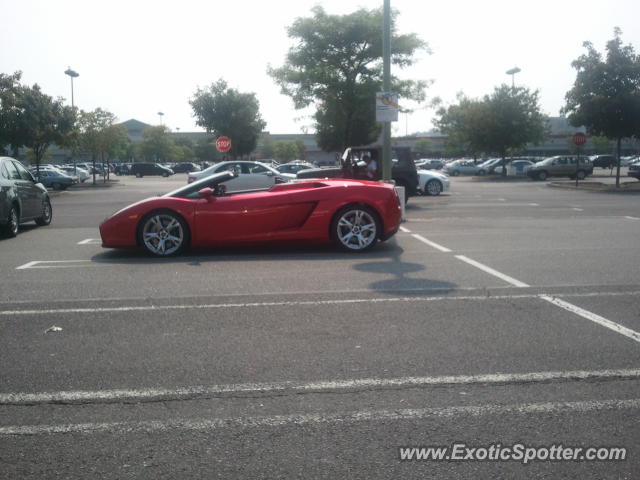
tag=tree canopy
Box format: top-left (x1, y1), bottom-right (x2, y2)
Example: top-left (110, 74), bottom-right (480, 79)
top-left (190, 79), bottom-right (266, 159)
top-left (77, 108), bottom-right (127, 183)
top-left (435, 86), bottom-right (547, 166)
top-left (268, 6), bottom-right (429, 151)
top-left (563, 28), bottom-right (640, 186)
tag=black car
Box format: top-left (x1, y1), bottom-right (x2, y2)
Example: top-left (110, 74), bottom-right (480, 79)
top-left (296, 146), bottom-right (419, 202)
top-left (171, 162), bottom-right (201, 174)
top-left (129, 163), bottom-right (174, 178)
top-left (0, 157), bottom-right (52, 237)
top-left (628, 162), bottom-right (640, 180)
top-left (590, 155), bottom-right (616, 169)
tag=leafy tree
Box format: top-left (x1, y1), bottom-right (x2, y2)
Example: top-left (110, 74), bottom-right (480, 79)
top-left (436, 87), bottom-right (547, 171)
top-left (190, 79), bottom-right (266, 159)
top-left (193, 137), bottom-right (220, 163)
top-left (139, 125), bottom-right (175, 162)
top-left (257, 136), bottom-right (274, 159)
top-left (590, 136), bottom-right (613, 154)
top-left (268, 6), bottom-right (429, 151)
top-left (78, 109), bottom-right (127, 184)
top-left (564, 28), bottom-right (640, 186)
top-left (273, 141), bottom-right (300, 162)
top-left (0, 76), bottom-right (76, 171)
top-left (295, 139), bottom-right (306, 160)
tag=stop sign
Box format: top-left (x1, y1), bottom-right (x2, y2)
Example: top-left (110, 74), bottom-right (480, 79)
top-left (216, 136), bottom-right (232, 152)
top-left (572, 132), bottom-right (587, 146)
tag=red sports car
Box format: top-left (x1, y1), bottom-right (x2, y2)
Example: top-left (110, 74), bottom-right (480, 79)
top-left (100, 171), bottom-right (401, 256)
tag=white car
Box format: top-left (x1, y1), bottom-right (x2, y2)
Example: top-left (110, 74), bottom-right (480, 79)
top-left (418, 169), bottom-right (450, 196)
top-left (187, 161), bottom-right (295, 191)
top-left (60, 165), bottom-right (90, 182)
top-left (493, 160), bottom-right (534, 176)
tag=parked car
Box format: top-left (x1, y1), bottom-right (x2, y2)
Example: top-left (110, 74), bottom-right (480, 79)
top-left (171, 162), bottom-right (201, 174)
top-left (275, 161), bottom-right (315, 175)
top-left (99, 171), bottom-right (401, 256)
top-left (628, 161), bottom-right (640, 180)
top-left (188, 161), bottom-right (293, 191)
top-left (417, 169), bottom-right (450, 196)
top-left (443, 159), bottom-right (482, 176)
top-left (493, 160), bottom-right (535, 176)
top-left (296, 146), bottom-right (419, 203)
top-left (476, 158), bottom-right (502, 175)
top-left (590, 155), bottom-right (616, 169)
top-left (130, 163), bottom-right (174, 178)
top-left (527, 156), bottom-right (593, 181)
top-left (29, 168), bottom-right (76, 190)
top-left (114, 164), bottom-right (132, 175)
top-left (0, 157), bottom-right (52, 237)
top-left (59, 165), bottom-right (90, 183)
top-left (415, 159), bottom-right (444, 170)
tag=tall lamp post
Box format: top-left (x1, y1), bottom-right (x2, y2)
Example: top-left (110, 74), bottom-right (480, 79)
top-left (506, 67), bottom-right (521, 88)
top-left (158, 112), bottom-right (164, 126)
top-left (64, 67), bottom-right (79, 173)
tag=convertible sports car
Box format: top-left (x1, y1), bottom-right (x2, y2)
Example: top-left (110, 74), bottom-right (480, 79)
top-left (99, 172), bottom-right (402, 256)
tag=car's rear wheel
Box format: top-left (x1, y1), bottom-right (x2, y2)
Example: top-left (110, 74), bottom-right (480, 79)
top-left (52, 182), bottom-right (63, 190)
top-left (537, 171), bottom-right (548, 181)
top-left (138, 210), bottom-right (189, 256)
top-left (136, 172), bottom-right (143, 178)
top-left (35, 198), bottom-right (52, 226)
top-left (576, 170), bottom-right (586, 180)
top-left (163, 172), bottom-right (169, 177)
top-left (425, 179), bottom-right (442, 196)
top-left (451, 170), bottom-right (460, 176)
top-left (331, 205), bottom-right (379, 252)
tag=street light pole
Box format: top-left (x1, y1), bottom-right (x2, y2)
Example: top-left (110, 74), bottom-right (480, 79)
top-left (506, 67), bottom-right (521, 88)
top-left (158, 112), bottom-right (164, 126)
top-left (382, 0), bottom-right (392, 182)
top-left (64, 67), bottom-right (79, 108)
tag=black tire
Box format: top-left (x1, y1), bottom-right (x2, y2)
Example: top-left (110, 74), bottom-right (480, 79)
top-left (477, 169), bottom-right (486, 176)
top-left (5, 205), bottom-right (19, 237)
top-left (52, 182), bottom-right (63, 191)
top-left (576, 170), bottom-right (586, 180)
top-left (137, 210), bottom-right (190, 257)
top-left (330, 204), bottom-right (380, 252)
top-left (136, 172), bottom-right (143, 178)
top-left (425, 179), bottom-right (443, 196)
top-left (451, 170), bottom-right (460, 176)
top-left (163, 172), bottom-right (169, 177)
top-left (537, 171), bottom-right (548, 181)
top-left (35, 198), bottom-right (52, 226)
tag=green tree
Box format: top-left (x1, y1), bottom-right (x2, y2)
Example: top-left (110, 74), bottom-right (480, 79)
top-left (413, 138), bottom-right (433, 157)
top-left (78, 109), bottom-right (127, 184)
top-left (563, 28), bottom-right (640, 186)
top-left (0, 76), bottom-right (76, 171)
top-left (193, 137), bottom-right (220, 163)
top-left (273, 141), bottom-right (300, 162)
top-left (268, 6), bottom-right (429, 151)
top-left (257, 136), bottom-right (274, 159)
top-left (435, 94), bottom-right (490, 158)
top-left (140, 125), bottom-right (175, 162)
top-left (590, 136), bottom-right (613, 154)
top-left (190, 79), bottom-right (266, 159)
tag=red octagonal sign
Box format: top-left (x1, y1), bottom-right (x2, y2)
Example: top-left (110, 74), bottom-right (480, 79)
top-left (572, 132), bottom-right (587, 147)
top-left (216, 136), bottom-right (232, 152)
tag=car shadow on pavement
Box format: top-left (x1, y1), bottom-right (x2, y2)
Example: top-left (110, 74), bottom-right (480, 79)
top-left (90, 240), bottom-right (407, 265)
top-left (354, 249), bottom-right (458, 296)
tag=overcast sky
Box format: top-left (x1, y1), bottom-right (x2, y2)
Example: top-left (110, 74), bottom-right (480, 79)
top-left (2, 0), bottom-right (639, 137)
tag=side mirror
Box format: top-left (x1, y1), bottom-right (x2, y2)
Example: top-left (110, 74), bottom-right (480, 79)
top-left (198, 187), bottom-right (214, 199)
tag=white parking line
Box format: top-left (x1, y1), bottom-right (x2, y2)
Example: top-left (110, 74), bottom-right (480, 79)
top-left (411, 234), bottom-right (452, 252)
top-left (625, 216), bottom-right (640, 221)
top-left (455, 255), bottom-right (530, 288)
top-left (572, 208), bottom-right (584, 212)
top-left (399, 226), bottom-right (412, 233)
top-left (15, 260), bottom-right (93, 270)
top-left (77, 238), bottom-right (101, 245)
top-left (2, 368), bottom-right (638, 405)
top-left (540, 295), bottom-right (640, 344)
top-left (528, 203), bottom-right (539, 206)
top-left (2, 398), bottom-right (639, 435)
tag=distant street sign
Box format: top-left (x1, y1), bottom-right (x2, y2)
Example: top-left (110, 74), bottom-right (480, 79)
top-left (216, 136), bottom-right (232, 152)
top-left (573, 132), bottom-right (587, 146)
top-left (375, 92), bottom-right (398, 122)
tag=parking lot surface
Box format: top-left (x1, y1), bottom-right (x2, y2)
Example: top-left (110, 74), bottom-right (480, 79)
top-left (1, 174), bottom-right (639, 478)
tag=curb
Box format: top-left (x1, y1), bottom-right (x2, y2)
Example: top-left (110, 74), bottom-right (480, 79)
top-left (547, 181), bottom-right (640, 193)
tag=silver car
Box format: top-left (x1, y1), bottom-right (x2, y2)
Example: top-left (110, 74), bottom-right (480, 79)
top-left (187, 161), bottom-right (295, 191)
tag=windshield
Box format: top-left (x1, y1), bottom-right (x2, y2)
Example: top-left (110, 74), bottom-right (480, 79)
top-left (163, 171), bottom-right (234, 198)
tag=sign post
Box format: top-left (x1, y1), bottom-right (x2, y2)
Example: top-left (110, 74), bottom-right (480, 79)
top-left (572, 132), bottom-right (587, 187)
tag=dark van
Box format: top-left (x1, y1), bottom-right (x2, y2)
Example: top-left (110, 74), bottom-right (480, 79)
top-left (129, 163), bottom-right (174, 178)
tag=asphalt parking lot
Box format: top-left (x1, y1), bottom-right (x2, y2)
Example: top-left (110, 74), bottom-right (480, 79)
top-left (1, 173), bottom-right (639, 479)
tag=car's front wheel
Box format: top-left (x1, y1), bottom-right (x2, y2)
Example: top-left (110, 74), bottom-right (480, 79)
top-left (537, 171), bottom-right (548, 181)
top-left (138, 210), bottom-right (189, 256)
top-left (576, 170), bottom-right (587, 180)
top-left (451, 170), bottom-right (460, 176)
top-left (135, 173), bottom-right (143, 178)
top-left (331, 205), bottom-right (379, 252)
top-left (35, 198), bottom-right (52, 226)
top-left (5, 205), bottom-right (19, 237)
top-left (425, 179), bottom-right (443, 196)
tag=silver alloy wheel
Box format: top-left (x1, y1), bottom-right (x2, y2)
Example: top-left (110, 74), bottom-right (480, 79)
top-left (141, 214), bottom-right (184, 256)
top-left (9, 207), bottom-right (19, 236)
top-left (336, 209), bottom-right (377, 251)
top-left (425, 179), bottom-right (442, 196)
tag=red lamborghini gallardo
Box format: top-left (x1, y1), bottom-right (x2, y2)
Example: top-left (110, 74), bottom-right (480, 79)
top-left (99, 171), bottom-right (401, 256)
